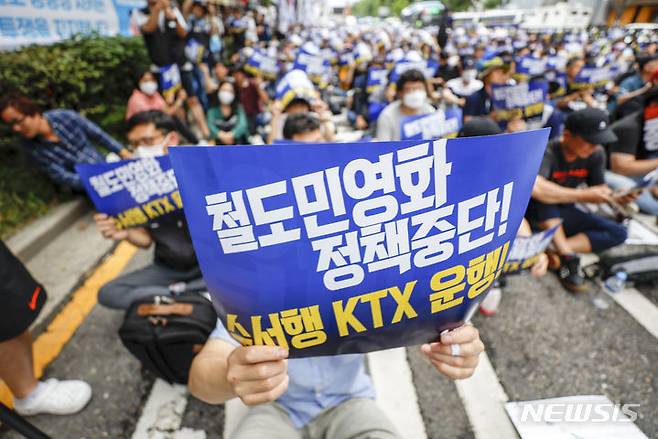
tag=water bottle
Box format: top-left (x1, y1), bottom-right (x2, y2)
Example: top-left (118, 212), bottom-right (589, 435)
top-left (603, 271), bottom-right (628, 295)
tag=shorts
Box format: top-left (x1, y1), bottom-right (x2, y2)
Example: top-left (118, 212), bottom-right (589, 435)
top-left (0, 241), bottom-right (46, 342)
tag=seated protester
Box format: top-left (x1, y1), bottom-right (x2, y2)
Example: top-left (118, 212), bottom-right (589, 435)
top-left (282, 112), bottom-right (323, 143)
top-left (0, 240), bottom-right (92, 416)
top-left (126, 70), bottom-right (198, 144)
top-left (375, 68), bottom-right (435, 141)
top-left (269, 91), bottom-right (336, 144)
top-left (188, 322), bottom-right (485, 439)
top-left (0, 94), bottom-right (131, 192)
top-left (233, 65), bottom-right (269, 136)
top-left (95, 111), bottom-right (200, 310)
top-left (615, 55), bottom-right (658, 118)
top-left (348, 61), bottom-right (370, 131)
top-left (555, 57), bottom-right (596, 113)
top-left (463, 57), bottom-right (510, 123)
top-left (527, 108), bottom-right (633, 293)
top-left (207, 80), bottom-right (249, 145)
top-left (605, 87), bottom-right (658, 216)
top-left (434, 51), bottom-right (460, 84)
top-left (446, 58), bottom-right (483, 100)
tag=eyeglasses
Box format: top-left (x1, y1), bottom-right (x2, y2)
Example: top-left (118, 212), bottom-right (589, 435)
top-left (127, 133), bottom-right (165, 149)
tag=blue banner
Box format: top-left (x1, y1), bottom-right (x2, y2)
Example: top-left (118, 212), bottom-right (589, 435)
top-left (0, 0), bottom-right (144, 50)
top-left (491, 81), bottom-right (548, 130)
top-left (503, 223), bottom-right (559, 274)
top-left (75, 156), bottom-right (182, 229)
top-left (168, 130), bottom-right (550, 357)
top-left (293, 47), bottom-right (330, 88)
top-left (400, 108), bottom-right (462, 141)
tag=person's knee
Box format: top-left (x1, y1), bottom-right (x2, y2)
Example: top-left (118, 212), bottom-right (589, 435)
top-left (608, 224), bottom-right (628, 248)
top-left (187, 95), bottom-right (200, 105)
top-left (98, 280), bottom-right (129, 310)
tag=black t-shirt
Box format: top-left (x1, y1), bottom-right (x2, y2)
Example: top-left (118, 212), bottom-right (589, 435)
top-left (539, 139), bottom-right (606, 188)
top-left (136, 7), bottom-right (187, 67)
top-left (463, 87), bottom-right (492, 117)
top-left (148, 211), bottom-right (198, 271)
top-left (609, 110), bottom-right (655, 161)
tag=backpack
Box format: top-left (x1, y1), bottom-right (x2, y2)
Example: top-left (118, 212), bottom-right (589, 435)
top-left (119, 292), bottom-right (217, 384)
top-left (598, 252), bottom-right (658, 284)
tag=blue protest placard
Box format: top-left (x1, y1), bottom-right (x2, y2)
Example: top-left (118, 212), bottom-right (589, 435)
top-left (491, 81), bottom-right (548, 130)
top-left (169, 130), bottom-right (550, 357)
top-left (400, 108), bottom-right (462, 141)
top-left (515, 56), bottom-right (547, 80)
top-left (244, 48), bottom-right (280, 80)
top-left (573, 66), bottom-right (615, 90)
top-left (75, 156), bottom-right (182, 229)
top-left (159, 64), bottom-right (181, 102)
top-left (503, 223), bottom-right (560, 275)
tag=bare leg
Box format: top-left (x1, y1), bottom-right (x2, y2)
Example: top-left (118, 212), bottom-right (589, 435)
top-left (539, 219), bottom-right (573, 255)
top-left (566, 233), bottom-right (592, 254)
top-left (187, 96), bottom-right (210, 139)
top-left (0, 330), bottom-right (38, 398)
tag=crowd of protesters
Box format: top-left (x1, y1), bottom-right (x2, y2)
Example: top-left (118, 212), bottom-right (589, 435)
top-left (1, 2), bottom-right (658, 437)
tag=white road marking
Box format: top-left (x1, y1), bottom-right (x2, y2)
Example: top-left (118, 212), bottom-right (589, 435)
top-left (607, 286), bottom-right (658, 340)
top-left (367, 348), bottom-right (428, 439)
top-left (455, 351), bottom-right (519, 439)
top-left (132, 379), bottom-right (205, 439)
top-left (224, 398), bottom-right (250, 438)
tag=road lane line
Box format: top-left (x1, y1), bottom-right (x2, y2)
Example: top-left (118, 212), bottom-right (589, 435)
top-left (367, 348), bottom-right (428, 439)
top-left (455, 351), bottom-right (519, 439)
top-left (0, 241), bottom-right (137, 408)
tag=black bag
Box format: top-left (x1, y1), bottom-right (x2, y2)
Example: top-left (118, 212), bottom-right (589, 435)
top-left (598, 252), bottom-right (658, 284)
top-left (119, 292), bottom-right (217, 384)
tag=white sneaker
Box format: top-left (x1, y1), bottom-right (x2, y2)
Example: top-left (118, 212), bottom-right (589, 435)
top-left (14, 378), bottom-right (92, 416)
top-left (479, 287), bottom-right (502, 316)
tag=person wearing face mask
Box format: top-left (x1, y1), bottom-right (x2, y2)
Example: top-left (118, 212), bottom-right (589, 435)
top-left (126, 70), bottom-right (186, 121)
top-left (94, 110), bottom-right (201, 310)
top-left (463, 57), bottom-right (511, 123)
top-left (206, 80), bottom-right (249, 145)
top-left (375, 69), bottom-right (435, 142)
top-left (446, 58), bottom-right (483, 100)
top-left (126, 70), bottom-right (199, 144)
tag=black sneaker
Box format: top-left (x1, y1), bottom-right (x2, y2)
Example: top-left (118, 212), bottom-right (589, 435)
top-left (557, 254), bottom-right (588, 293)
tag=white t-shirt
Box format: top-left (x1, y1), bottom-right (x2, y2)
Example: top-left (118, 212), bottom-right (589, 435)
top-left (375, 100), bottom-right (436, 142)
top-left (446, 77), bottom-right (483, 98)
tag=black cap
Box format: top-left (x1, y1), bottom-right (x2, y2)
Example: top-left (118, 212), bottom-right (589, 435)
top-left (564, 108), bottom-right (617, 145)
top-left (458, 117), bottom-right (503, 137)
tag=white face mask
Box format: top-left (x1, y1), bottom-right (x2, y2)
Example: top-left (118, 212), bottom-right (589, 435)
top-left (219, 91), bottom-right (235, 105)
top-left (462, 69), bottom-right (477, 82)
top-left (134, 133), bottom-right (170, 158)
top-left (402, 89), bottom-right (426, 109)
top-left (135, 143), bottom-right (165, 158)
top-left (139, 81), bottom-right (158, 96)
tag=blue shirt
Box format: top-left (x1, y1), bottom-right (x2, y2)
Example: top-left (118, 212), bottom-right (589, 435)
top-left (210, 319), bottom-right (376, 428)
top-left (21, 109), bottom-right (123, 190)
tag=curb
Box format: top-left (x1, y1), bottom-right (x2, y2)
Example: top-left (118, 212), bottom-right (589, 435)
top-left (6, 197), bottom-right (91, 262)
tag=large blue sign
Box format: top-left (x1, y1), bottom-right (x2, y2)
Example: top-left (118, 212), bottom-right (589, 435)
top-left (76, 156), bottom-right (181, 229)
top-left (0, 0), bottom-right (144, 50)
top-left (169, 130), bottom-right (550, 357)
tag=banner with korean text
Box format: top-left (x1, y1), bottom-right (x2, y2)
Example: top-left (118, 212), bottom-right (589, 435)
top-left (169, 130), bottom-right (550, 357)
top-left (76, 156), bottom-right (182, 229)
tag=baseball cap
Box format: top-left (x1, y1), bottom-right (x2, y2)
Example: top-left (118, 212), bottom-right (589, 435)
top-left (564, 108), bottom-right (617, 145)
